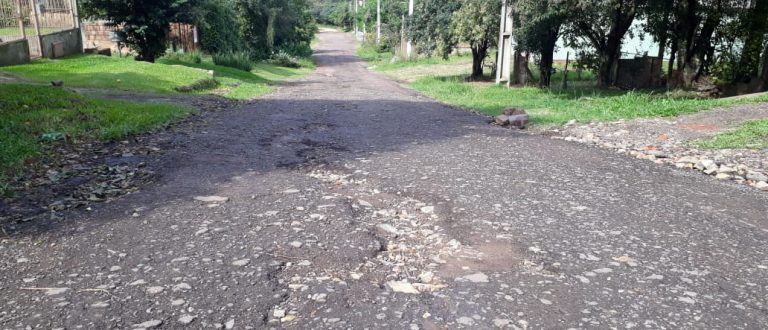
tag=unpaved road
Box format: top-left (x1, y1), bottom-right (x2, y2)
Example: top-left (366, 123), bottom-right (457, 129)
top-left (2, 31), bottom-right (768, 330)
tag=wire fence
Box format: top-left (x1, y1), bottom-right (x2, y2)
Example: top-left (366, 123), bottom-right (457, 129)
top-left (0, 0), bottom-right (78, 56)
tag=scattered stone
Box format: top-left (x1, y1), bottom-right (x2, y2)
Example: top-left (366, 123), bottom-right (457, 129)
top-left (171, 299), bottom-right (186, 306)
top-left (289, 241), bottom-right (303, 248)
top-left (232, 259), bottom-right (250, 267)
top-left (283, 189), bottom-right (300, 194)
top-left (387, 280), bottom-right (420, 294)
top-left (173, 283), bottom-right (192, 291)
top-left (225, 319), bottom-right (235, 329)
top-left (593, 268), bottom-right (613, 274)
top-left (146, 286), bottom-right (165, 294)
top-left (133, 319), bottom-right (163, 329)
top-left (420, 206), bottom-right (435, 214)
top-left (310, 293), bottom-right (327, 302)
top-left (45, 288), bottom-right (70, 296)
top-left (178, 315), bottom-right (197, 325)
top-left (716, 173), bottom-right (732, 180)
top-left (457, 272), bottom-right (489, 283)
top-left (273, 309), bottom-right (286, 318)
top-left (90, 301), bottom-right (110, 308)
top-left (129, 279), bottom-right (147, 286)
top-left (194, 196), bottom-right (229, 203)
top-left (376, 223), bottom-right (400, 236)
top-left (755, 181), bottom-right (768, 191)
top-left (456, 316), bottom-right (475, 326)
top-left (747, 171), bottom-right (768, 182)
top-left (493, 319), bottom-right (513, 328)
top-left (110, 266), bottom-right (122, 272)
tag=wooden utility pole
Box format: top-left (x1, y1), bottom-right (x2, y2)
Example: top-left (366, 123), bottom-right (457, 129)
top-left (406, 0), bottom-right (414, 59)
top-left (376, 0), bottom-right (381, 44)
top-left (31, 0), bottom-right (43, 56)
top-left (495, 1), bottom-right (514, 85)
top-left (15, 0), bottom-right (26, 39)
top-left (354, 0), bottom-right (358, 37)
top-left (562, 51), bottom-right (570, 89)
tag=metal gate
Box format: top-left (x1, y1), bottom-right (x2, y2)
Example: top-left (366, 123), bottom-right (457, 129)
top-left (0, 0), bottom-right (79, 57)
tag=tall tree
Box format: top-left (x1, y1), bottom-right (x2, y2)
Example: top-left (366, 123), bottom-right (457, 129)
top-left (408, 0), bottom-right (460, 58)
top-left (235, 0), bottom-right (317, 59)
top-left (514, 0), bottom-right (569, 87)
top-left (451, 0), bottom-right (501, 80)
top-left (81, 0), bottom-right (200, 62)
top-left (736, 0), bottom-right (768, 82)
top-left (570, 0), bottom-right (646, 87)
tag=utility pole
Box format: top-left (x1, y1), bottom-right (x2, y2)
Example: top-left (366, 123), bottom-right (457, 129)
top-left (495, 1), bottom-right (514, 85)
top-left (376, 0), bottom-right (381, 44)
top-left (406, 0), bottom-right (414, 59)
top-left (354, 0), bottom-right (358, 38)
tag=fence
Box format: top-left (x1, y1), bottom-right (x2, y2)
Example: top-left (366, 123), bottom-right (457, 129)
top-left (0, 0), bottom-right (79, 59)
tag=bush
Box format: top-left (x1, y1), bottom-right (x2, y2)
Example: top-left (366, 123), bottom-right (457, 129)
top-left (277, 42), bottom-right (313, 58)
top-left (198, 0), bottom-right (242, 54)
top-left (175, 79), bottom-right (220, 93)
top-left (268, 51), bottom-right (302, 68)
top-left (213, 52), bottom-right (254, 71)
top-left (162, 50), bottom-right (203, 64)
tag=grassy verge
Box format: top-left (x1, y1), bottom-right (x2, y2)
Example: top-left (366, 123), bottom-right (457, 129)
top-left (696, 119), bottom-right (768, 149)
top-left (358, 45), bottom-right (768, 125)
top-left (0, 84), bottom-right (193, 196)
top-left (1, 54), bottom-right (313, 100)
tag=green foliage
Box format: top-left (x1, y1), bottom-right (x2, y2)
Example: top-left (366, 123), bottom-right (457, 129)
top-left (163, 50), bottom-right (203, 64)
top-left (213, 51), bottom-right (255, 71)
top-left (410, 75), bottom-right (768, 125)
top-left (197, 0), bottom-right (242, 54)
top-left (696, 119), bottom-right (768, 149)
top-left (451, 0), bottom-right (500, 79)
top-left (80, 0), bottom-right (200, 62)
top-left (409, 0), bottom-right (460, 59)
top-left (235, 0), bottom-right (317, 59)
top-left (0, 84), bottom-right (193, 179)
top-left (277, 41), bottom-right (314, 58)
top-left (268, 51), bottom-right (302, 68)
top-left (514, 0), bottom-right (568, 86)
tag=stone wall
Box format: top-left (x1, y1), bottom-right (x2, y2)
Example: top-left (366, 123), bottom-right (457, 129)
top-left (0, 39), bottom-right (31, 67)
top-left (615, 56), bottom-right (663, 89)
top-left (40, 28), bottom-right (82, 59)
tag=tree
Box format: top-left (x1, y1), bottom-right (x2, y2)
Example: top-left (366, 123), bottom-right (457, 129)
top-left (409, 0), bottom-right (460, 58)
top-left (514, 0), bottom-right (569, 87)
top-left (197, 0), bottom-right (242, 54)
top-left (736, 0), bottom-right (768, 82)
top-left (235, 0), bottom-right (317, 59)
top-left (81, 0), bottom-right (200, 62)
top-left (451, 0), bottom-right (501, 80)
top-left (570, 0), bottom-right (646, 87)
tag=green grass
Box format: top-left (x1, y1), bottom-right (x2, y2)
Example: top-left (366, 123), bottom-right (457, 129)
top-left (0, 84), bottom-right (193, 196)
top-left (410, 75), bottom-right (768, 125)
top-left (1, 54), bottom-right (313, 100)
top-left (696, 119), bottom-right (768, 149)
top-left (0, 26), bottom-right (60, 38)
top-left (357, 45), bottom-right (768, 125)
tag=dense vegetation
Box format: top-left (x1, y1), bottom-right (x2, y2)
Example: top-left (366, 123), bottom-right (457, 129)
top-left (314, 0), bottom-right (768, 92)
top-left (81, 0), bottom-right (317, 65)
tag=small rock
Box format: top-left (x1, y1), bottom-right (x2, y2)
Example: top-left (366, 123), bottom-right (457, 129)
top-left (194, 196), bottom-right (229, 203)
top-left (171, 299), bottom-right (186, 306)
top-left (376, 223), bottom-right (400, 236)
top-left (493, 319), bottom-right (513, 328)
top-left (755, 181), bottom-right (768, 191)
top-left (716, 173), bottom-right (732, 180)
top-left (178, 315), bottom-right (197, 325)
top-left (508, 114), bottom-right (530, 129)
top-left (146, 286), bottom-right (165, 294)
top-left (133, 320), bottom-right (163, 329)
top-left (746, 171), bottom-right (768, 183)
top-left (273, 309), bottom-right (286, 318)
top-left (225, 320), bottom-right (235, 329)
top-left (387, 280), bottom-right (420, 294)
top-left (420, 206), bottom-right (435, 214)
top-left (90, 301), bottom-right (110, 308)
top-left (494, 115), bottom-right (509, 125)
top-left (456, 316), bottom-right (475, 326)
top-left (289, 241), bottom-right (303, 248)
top-left (232, 259), bottom-right (250, 267)
top-left (457, 272), bottom-right (489, 283)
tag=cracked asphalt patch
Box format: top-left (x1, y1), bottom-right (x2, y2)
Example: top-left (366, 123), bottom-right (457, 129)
top-left (1, 31), bottom-right (768, 329)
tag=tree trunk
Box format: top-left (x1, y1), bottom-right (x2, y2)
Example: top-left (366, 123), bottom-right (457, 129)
top-left (512, 51), bottom-right (533, 85)
top-left (470, 44), bottom-right (488, 81)
top-left (538, 29), bottom-right (559, 88)
top-left (761, 41), bottom-right (768, 90)
top-left (737, 0), bottom-right (768, 82)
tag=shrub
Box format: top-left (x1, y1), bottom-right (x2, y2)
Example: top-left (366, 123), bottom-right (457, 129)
top-left (175, 79), bottom-right (220, 93)
top-left (163, 50), bottom-right (203, 64)
top-left (213, 51), bottom-right (254, 71)
top-left (277, 42), bottom-right (313, 58)
top-left (268, 51), bottom-right (301, 68)
top-left (197, 0), bottom-right (242, 54)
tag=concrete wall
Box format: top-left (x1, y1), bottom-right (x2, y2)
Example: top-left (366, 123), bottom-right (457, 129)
top-left (0, 39), bottom-right (31, 67)
top-left (40, 28), bottom-right (82, 59)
